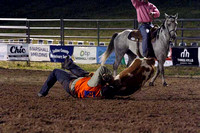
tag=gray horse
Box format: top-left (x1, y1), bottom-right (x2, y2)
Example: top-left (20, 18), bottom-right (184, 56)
top-left (101, 13), bottom-right (178, 86)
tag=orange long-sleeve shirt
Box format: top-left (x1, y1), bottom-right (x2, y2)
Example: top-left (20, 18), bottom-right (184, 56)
top-left (74, 77), bottom-right (102, 98)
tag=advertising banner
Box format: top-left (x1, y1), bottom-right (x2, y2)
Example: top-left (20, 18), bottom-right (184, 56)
top-left (172, 47), bottom-right (199, 66)
top-left (73, 47), bottom-right (96, 64)
top-left (29, 45), bottom-right (50, 61)
top-left (121, 55), bottom-right (173, 67)
top-left (155, 59), bottom-right (173, 67)
top-left (96, 47), bottom-right (115, 64)
top-left (121, 54), bottom-right (128, 65)
top-left (50, 46), bottom-right (74, 62)
top-left (0, 44), bottom-right (8, 61)
top-left (7, 44), bottom-right (29, 61)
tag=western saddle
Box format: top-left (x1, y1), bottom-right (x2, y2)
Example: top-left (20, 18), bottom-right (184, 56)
top-left (127, 25), bottom-right (160, 58)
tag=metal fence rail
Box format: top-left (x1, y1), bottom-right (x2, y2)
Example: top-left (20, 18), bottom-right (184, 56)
top-left (0, 18), bottom-right (200, 46)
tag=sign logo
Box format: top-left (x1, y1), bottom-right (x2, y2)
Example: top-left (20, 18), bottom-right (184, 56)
top-left (10, 46), bottom-right (26, 53)
top-left (80, 50), bottom-right (90, 56)
top-left (181, 49), bottom-right (190, 58)
top-left (52, 48), bottom-right (69, 54)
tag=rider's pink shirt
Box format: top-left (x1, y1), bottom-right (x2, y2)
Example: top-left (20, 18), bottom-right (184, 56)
top-left (131, 0), bottom-right (160, 23)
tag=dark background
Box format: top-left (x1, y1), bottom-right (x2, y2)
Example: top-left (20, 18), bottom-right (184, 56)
top-left (0, 0), bottom-right (200, 19)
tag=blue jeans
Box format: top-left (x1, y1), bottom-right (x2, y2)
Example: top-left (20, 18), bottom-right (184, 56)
top-left (139, 23), bottom-right (152, 57)
top-left (39, 69), bottom-right (78, 96)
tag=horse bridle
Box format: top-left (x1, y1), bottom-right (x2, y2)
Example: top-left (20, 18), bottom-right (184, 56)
top-left (165, 20), bottom-right (177, 41)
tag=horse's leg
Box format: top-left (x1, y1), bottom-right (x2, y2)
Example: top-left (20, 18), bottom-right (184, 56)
top-left (149, 60), bottom-right (167, 86)
top-left (113, 52), bottom-right (125, 76)
top-left (113, 62), bottom-right (119, 77)
top-left (126, 50), bottom-right (136, 67)
top-left (159, 62), bottom-right (168, 86)
top-left (149, 62), bottom-right (160, 86)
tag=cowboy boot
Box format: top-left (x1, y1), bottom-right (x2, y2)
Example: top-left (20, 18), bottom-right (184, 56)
top-left (62, 56), bottom-right (89, 77)
top-left (62, 56), bottom-right (74, 70)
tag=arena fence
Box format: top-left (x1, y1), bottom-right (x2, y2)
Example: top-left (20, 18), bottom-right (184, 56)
top-left (0, 18), bottom-right (199, 67)
top-left (0, 18), bottom-right (200, 46)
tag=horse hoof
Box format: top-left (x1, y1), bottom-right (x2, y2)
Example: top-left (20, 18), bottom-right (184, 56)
top-left (149, 82), bottom-right (154, 86)
top-left (163, 82), bottom-right (168, 87)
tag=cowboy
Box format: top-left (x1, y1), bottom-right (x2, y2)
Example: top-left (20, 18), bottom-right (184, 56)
top-left (38, 56), bottom-right (116, 99)
top-left (131, 0), bottom-right (160, 57)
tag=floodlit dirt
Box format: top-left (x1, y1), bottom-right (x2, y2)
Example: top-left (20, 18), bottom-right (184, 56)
top-left (0, 68), bottom-right (200, 133)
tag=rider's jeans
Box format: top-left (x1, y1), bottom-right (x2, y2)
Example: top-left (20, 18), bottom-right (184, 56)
top-left (139, 23), bottom-right (152, 57)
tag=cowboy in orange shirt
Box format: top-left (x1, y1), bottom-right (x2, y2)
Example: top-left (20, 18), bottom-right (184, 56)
top-left (38, 56), bottom-right (115, 98)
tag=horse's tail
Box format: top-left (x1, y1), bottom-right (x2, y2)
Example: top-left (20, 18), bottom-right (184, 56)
top-left (100, 33), bottom-right (118, 65)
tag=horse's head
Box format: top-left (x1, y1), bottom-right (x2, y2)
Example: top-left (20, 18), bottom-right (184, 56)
top-left (164, 13), bottom-right (178, 40)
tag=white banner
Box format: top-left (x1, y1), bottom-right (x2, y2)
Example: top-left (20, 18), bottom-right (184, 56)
top-left (7, 44), bottom-right (29, 61)
top-left (0, 44), bottom-right (8, 61)
top-left (124, 54), bottom-right (172, 67)
top-left (73, 47), bottom-right (97, 64)
top-left (29, 45), bottom-right (50, 61)
top-left (155, 59), bottom-right (173, 67)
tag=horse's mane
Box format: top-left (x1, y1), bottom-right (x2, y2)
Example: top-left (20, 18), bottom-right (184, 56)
top-left (157, 15), bottom-right (176, 39)
top-left (156, 18), bottom-right (167, 39)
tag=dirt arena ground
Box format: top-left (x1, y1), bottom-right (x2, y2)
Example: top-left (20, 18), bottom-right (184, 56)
top-left (0, 68), bottom-right (200, 133)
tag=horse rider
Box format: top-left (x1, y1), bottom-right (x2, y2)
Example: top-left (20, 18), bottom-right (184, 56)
top-left (38, 56), bottom-right (116, 99)
top-left (131, 0), bottom-right (160, 57)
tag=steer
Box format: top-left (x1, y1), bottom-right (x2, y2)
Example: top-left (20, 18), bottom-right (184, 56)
top-left (113, 58), bottom-right (155, 96)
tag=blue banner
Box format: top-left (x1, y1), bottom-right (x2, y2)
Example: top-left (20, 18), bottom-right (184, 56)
top-left (97, 46), bottom-right (115, 64)
top-left (50, 46), bottom-right (74, 62)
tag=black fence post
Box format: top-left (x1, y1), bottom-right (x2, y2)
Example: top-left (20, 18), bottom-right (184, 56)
top-left (60, 18), bottom-right (64, 46)
top-left (136, 20), bottom-right (138, 29)
top-left (181, 20), bottom-right (184, 44)
top-left (26, 20), bottom-right (30, 44)
top-left (97, 21), bottom-right (100, 46)
top-left (60, 18), bottom-right (65, 68)
top-left (133, 19), bottom-right (138, 29)
top-left (26, 19), bottom-right (30, 67)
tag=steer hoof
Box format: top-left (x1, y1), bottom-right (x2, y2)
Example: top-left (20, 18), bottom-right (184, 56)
top-left (163, 82), bottom-right (168, 87)
top-left (149, 82), bottom-right (154, 86)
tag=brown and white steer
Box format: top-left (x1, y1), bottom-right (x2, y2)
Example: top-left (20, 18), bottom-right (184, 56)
top-left (114, 58), bottom-right (155, 96)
